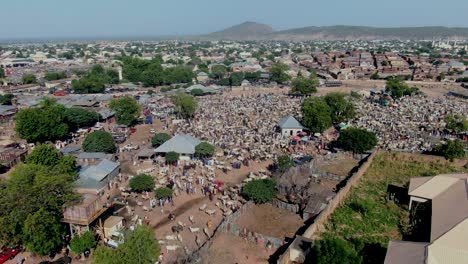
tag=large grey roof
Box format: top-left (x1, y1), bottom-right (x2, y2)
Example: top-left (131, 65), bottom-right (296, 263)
top-left (0, 105), bottom-right (17, 114)
top-left (155, 134), bottom-right (201, 154)
top-left (77, 152), bottom-right (113, 160)
top-left (278, 116), bottom-right (305, 129)
top-left (77, 159), bottom-right (119, 190)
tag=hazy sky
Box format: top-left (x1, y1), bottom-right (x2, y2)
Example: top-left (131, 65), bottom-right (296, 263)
top-left (2, 0), bottom-right (468, 39)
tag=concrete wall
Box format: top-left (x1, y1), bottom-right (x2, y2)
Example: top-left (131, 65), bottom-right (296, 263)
top-left (277, 150), bottom-right (378, 264)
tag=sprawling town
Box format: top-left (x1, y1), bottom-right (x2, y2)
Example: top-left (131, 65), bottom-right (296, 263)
top-left (0, 5), bottom-right (468, 264)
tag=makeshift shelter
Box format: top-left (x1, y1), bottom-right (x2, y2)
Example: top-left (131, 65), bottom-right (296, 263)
top-left (103, 216), bottom-right (124, 238)
top-left (76, 159), bottom-right (119, 194)
top-left (62, 193), bottom-right (107, 237)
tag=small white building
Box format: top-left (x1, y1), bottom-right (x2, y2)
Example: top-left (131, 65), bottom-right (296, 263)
top-left (103, 216), bottom-right (124, 238)
top-left (277, 116), bottom-right (305, 136)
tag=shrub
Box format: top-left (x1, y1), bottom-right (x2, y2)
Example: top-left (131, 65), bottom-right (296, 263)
top-left (195, 142), bottom-right (215, 158)
top-left (308, 237), bottom-right (362, 264)
top-left (277, 155), bottom-right (294, 173)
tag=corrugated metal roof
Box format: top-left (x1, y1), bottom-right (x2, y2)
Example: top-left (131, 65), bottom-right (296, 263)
top-left (155, 134), bottom-right (201, 154)
top-left (278, 116), bottom-right (304, 129)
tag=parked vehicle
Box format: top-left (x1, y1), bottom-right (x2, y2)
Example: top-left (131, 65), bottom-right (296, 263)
top-left (106, 231), bottom-right (124, 249)
top-left (0, 246), bottom-right (21, 264)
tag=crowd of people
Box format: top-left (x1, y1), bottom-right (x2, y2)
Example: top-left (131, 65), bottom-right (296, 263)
top-left (351, 94), bottom-right (467, 151)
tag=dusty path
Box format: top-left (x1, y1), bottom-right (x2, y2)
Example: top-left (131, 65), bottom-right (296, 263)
top-left (153, 196), bottom-right (208, 229)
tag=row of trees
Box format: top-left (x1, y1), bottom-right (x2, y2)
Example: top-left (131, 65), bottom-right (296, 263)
top-left (302, 92), bottom-right (356, 133)
top-left (15, 99), bottom-right (99, 143)
top-left (71, 65), bottom-right (119, 94)
top-left (122, 56), bottom-right (193, 87)
top-left (218, 71), bottom-right (262, 86)
top-left (0, 145), bottom-right (79, 256)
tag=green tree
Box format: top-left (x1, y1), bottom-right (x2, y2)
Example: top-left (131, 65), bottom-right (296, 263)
top-left (22, 74), bottom-right (37, 84)
top-left (308, 237), bottom-right (362, 264)
top-left (0, 94), bottom-right (14, 105)
top-left (23, 208), bottom-right (64, 256)
top-left (337, 128), bottom-right (378, 154)
top-left (64, 107), bottom-right (99, 131)
top-left (26, 144), bottom-right (61, 167)
top-left (171, 91), bottom-right (198, 119)
top-left (210, 65), bottom-right (227, 80)
top-left (109, 96), bottom-right (141, 126)
top-left (151, 133), bottom-right (171, 147)
top-left (445, 114), bottom-right (468, 133)
top-left (269, 63), bottom-right (290, 84)
top-left (277, 155), bottom-right (294, 173)
top-left (0, 164), bottom-right (77, 248)
top-left (385, 78), bottom-right (420, 99)
top-left (230, 72), bottom-right (245, 86)
top-left (370, 73), bottom-right (380, 80)
top-left (302, 97), bottom-right (333, 133)
top-left (155, 187), bottom-right (173, 200)
top-left (129, 174), bottom-right (155, 193)
top-left (195, 142), bottom-right (215, 158)
top-left (165, 151), bottom-right (179, 163)
top-left (324, 92), bottom-right (356, 123)
top-left (44, 71), bottom-right (67, 81)
top-left (94, 225), bottom-right (160, 264)
top-left (82, 131), bottom-right (116, 153)
top-left (435, 140), bottom-right (465, 162)
top-left (15, 99), bottom-right (69, 143)
top-left (291, 76), bottom-right (319, 95)
top-left (242, 179), bottom-right (277, 204)
top-left (56, 155), bottom-right (77, 176)
top-left (0, 67), bottom-right (5, 78)
top-left (70, 231), bottom-right (97, 254)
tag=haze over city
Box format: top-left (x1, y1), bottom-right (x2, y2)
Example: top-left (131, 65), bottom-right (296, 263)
top-left (2, 0), bottom-right (468, 39)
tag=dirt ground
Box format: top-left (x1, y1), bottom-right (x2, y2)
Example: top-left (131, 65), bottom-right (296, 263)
top-left (316, 157), bottom-right (360, 177)
top-left (202, 233), bottom-right (272, 264)
top-left (236, 204), bottom-right (304, 239)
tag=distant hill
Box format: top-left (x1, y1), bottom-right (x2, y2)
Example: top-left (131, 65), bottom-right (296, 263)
top-left (204, 22), bottom-right (468, 40)
top-left (207, 21), bottom-right (274, 40)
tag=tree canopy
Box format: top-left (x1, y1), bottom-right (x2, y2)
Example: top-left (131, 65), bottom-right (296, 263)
top-left (109, 96), bottom-right (141, 126)
top-left (242, 179), bottom-right (277, 204)
top-left (435, 139), bottom-right (465, 162)
top-left (0, 94), bottom-right (14, 105)
top-left (129, 174), bottom-right (155, 193)
top-left (0, 163), bottom-right (78, 253)
top-left (195, 142), bottom-right (215, 158)
top-left (385, 78), bottom-right (420, 99)
top-left (445, 114), bottom-right (468, 133)
top-left (210, 65), bottom-right (227, 80)
top-left (324, 92), bottom-right (356, 123)
top-left (71, 65), bottom-right (119, 94)
top-left (155, 187), bottom-right (173, 200)
top-left (269, 63), bottom-right (290, 84)
top-left (64, 107), bottom-right (100, 131)
top-left (121, 56), bottom-right (193, 87)
top-left (22, 74), bottom-right (37, 84)
top-left (302, 97), bottom-right (333, 133)
top-left (15, 98), bottom-right (69, 143)
top-left (291, 75), bottom-right (319, 95)
top-left (93, 225), bottom-right (160, 264)
top-left (151, 133), bottom-right (171, 147)
top-left (0, 67), bottom-right (5, 78)
top-left (70, 231), bottom-right (97, 254)
top-left (44, 71), bottom-right (67, 81)
top-left (26, 144), bottom-right (61, 167)
top-left (171, 91), bottom-right (198, 119)
top-left (337, 128), bottom-right (378, 154)
top-left (82, 131), bottom-right (116, 153)
top-left (308, 237), bottom-right (362, 264)
top-left (165, 151), bottom-right (179, 163)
